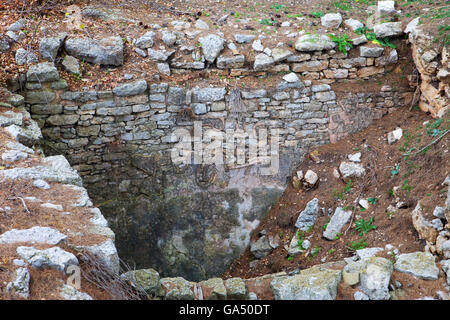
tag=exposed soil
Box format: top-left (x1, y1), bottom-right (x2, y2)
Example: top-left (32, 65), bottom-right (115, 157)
top-left (223, 106), bottom-right (449, 299)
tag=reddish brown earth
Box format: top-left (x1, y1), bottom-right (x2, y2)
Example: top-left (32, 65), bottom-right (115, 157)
top-left (224, 107), bottom-right (449, 286)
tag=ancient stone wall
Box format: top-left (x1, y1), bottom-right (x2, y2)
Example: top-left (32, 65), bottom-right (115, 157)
top-left (21, 39), bottom-right (414, 281)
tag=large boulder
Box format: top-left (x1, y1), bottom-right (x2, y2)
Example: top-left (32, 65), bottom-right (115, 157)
top-left (359, 257), bottom-right (393, 300)
top-left (26, 62), bottom-right (59, 82)
top-left (65, 36), bottom-right (124, 66)
top-left (16, 246), bottom-right (78, 274)
top-left (39, 33), bottom-right (67, 61)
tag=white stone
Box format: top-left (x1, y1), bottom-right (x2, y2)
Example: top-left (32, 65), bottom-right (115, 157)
top-left (304, 170), bottom-right (318, 186)
top-left (0, 226), bottom-right (67, 245)
top-left (33, 179), bottom-right (50, 189)
top-left (321, 13), bottom-right (342, 29)
top-left (348, 152), bottom-right (361, 162)
top-left (283, 72), bottom-right (299, 83)
top-left (387, 128), bottom-right (402, 144)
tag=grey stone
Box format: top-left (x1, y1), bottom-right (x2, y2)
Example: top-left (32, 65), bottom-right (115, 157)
top-left (250, 235), bottom-right (272, 259)
top-left (162, 31), bottom-right (177, 46)
top-left (17, 246), bottom-right (78, 273)
top-left (373, 22), bottom-right (403, 38)
top-left (377, 1), bottom-right (396, 14)
top-left (60, 284), bottom-right (93, 300)
top-left (339, 162), bottom-right (365, 178)
top-left (234, 34), bottom-right (256, 44)
top-left (225, 277), bottom-right (246, 299)
top-left (121, 268), bottom-right (161, 295)
top-left (113, 79), bottom-right (147, 96)
top-left (271, 266), bottom-right (342, 300)
top-left (79, 240), bottom-right (120, 273)
top-left (433, 206), bottom-right (445, 219)
top-left (295, 198), bottom-right (319, 231)
top-left (147, 48), bottom-right (171, 62)
top-left (65, 36), bottom-right (124, 66)
top-left (216, 55), bottom-right (245, 69)
top-left (295, 34), bottom-right (335, 51)
top-left (253, 53), bottom-right (274, 71)
top-left (1, 149), bottom-right (28, 162)
top-left (62, 55), bottom-right (80, 74)
top-left (344, 19), bottom-right (364, 31)
top-left (0, 111), bottom-right (23, 127)
top-left (0, 38), bottom-right (10, 52)
top-left (33, 179), bottom-right (50, 189)
top-left (15, 48), bottom-right (38, 65)
top-left (195, 19), bottom-right (209, 30)
top-left (135, 31), bottom-right (155, 49)
top-left (157, 63), bottom-right (171, 75)
top-left (356, 247), bottom-right (383, 260)
top-left (199, 278), bottom-right (227, 300)
top-left (360, 46), bottom-right (384, 58)
top-left (39, 34), bottom-right (66, 61)
top-left (199, 34), bottom-right (224, 63)
top-left (0, 155), bottom-right (82, 186)
top-left (4, 122), bottom-right (42, 147)
top-left (271, 48), bottom-right (293, 62)
top-left (26, 62), bottom-right (59, 82)
top-left (0, 226), bottom-right (67, 245)
top-left (7, 19), bottom-right (26, 32)
top-left (7, 267), bottom-right (30, 298)
top-left (354, 291), bottom-right (369, 300)
top-left (323, 207), bottom-right (352, 240)
top-left (359, 257), bottom-right (393, 300)
top-left (193, 87), bottom-right (226, 102)
top-left (321, 13), bottom-right (342, 28)
top-left (394, 252), bottom-right (439, 280)
top-left (160, 277), bottom-right (194, 300)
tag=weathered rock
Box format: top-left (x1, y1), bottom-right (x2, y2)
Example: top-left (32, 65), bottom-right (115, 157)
top-left (321, 13), bottom-right (342, 29)
top-left (348, 152), bottom-right (361, 162)
top-left (295, 34), bottom-right (335, 51)
top-left (193, 87), bottom-right (226, 102)
top-left (343, 261), bottom-right (363, 285)
top-left (135, 31), bottom-right (155, 49)
top-left (7, 267), bottom-right (30, 299)
top-left (354, 291), bottom-right (370, 300)
top-left (282, 72), bottom-right (299, 83)
top-left (2, 149), bottom-right (28, 162)
top-left (360, 46), bottom-right (384, 58)
top-left (78, 240), bottom-right (120, 273)
top-left (195, 19), bottom-right (209, 30)
top-left (224, 277), bottom-right (247, 299)
top-left (199, 278), bottom-right (227, 300)
top-left (271, 48), bottom-right (293, 62)
top-left (304, 169), bottom-right (319, 187)
top-left (39, 34), bottom-right (67, 61)
top-left (113, 80), bottom-right (147, 97)
top-left (271, 266), bottom-right (342, 300)
top-left (160, 277), bottom-right (194, 300)
top-left (253, 53), bottom-right (274, 71)
top-left (344, 19), bottom-right (364, 31)
top-left (121, 268), bottom-right (162, 295)
top-left (373, 22), bottom-right (403, 38)
top-left (377, 1), bottom-right (396, 14)
top-left (216, 55), bottom-right (245, 69)
top-left (26, 62), bottom-right (59, 82)
top-left (15, 48), bottom-right (38, 65)
top-left (0, 226), bottom-right (67, 245)
top-left (62, 55), bottom-right (80, 74)
top-left (359, 257), bottom-right (393, 300)
top-left (411, 202), bottom-right (438, 243)
top-left (394, 252), bottom-right (439, 280)
top-left (60, 284), bottom-right (93, 300)
top-left (295, 198), bottom-right (319, 231)
top-left (147, 48), bottom-right (172, 62)
top-left (65, 36), bottom-right (124, 66)
top-left (356, 247), bottom-right (383, 260)
top-left (339, 162), bottom-right (365, 178)
top-left (234, 34), bottom-right (256, 44)
top-left (250, 235), bottom-right (272, 259)
top-left (442, 260), bottom-right (450, 285)
top-left (198, 34), bottom-right (224, 63)
top-left (0, 155), bottom-right (82, 186)
top-left (387, 128), bottom-right (402, 144)
top-left (323, 207), bottom-right (352, 240)
top-left (16, 246), bottom-right (78, 274)
top-left (4, 122), bottom-right (42, 147)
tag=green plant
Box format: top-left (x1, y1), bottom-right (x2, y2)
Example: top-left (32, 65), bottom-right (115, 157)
top-left (368, 197), bottom-right (377, 205)
top-left (311, 11), bottom-right (324, 18)
top-left (312, 246), bottom-right (321, 257)
top-left (355, 217), bottom-right (377, 236)
top-left (260, 18), bottom-right (275, 26)
top-left (296, 230), bottom-right (305, 250)
top-left (271, 3), bottom-right (287, 13)
top-left (334, 232), bottom-right (342, 240)
top-left (287, 256), bottom-right (294, 261)
top-left (328, 248), bottom-right (336, 254)
top-left (329, 34), bottom-right (353, 54)
top-left (347, 237), bottom-right (368, 251)
top-left (402, 179), bottom-right (413, 193)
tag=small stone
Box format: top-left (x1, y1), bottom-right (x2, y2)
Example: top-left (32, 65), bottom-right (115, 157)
top-left (60, 284), bottom-right (93, 300)
top-left (295, 198), bottom-right (319, 231)
top-left (252, 39), bottom-right (264, 52)
top-left (433, 206), bottom-right (445, 219)
top-left (354, 291), bottom-right (369, 300)
top-left (283, 72), bottom-right (299, 83)
top-left (253, 53), bottom-right (274, 71)
top-left (321, 13), bottom-right (343, 29)
top-left (33, 179), bottom-right (50, 189)
top-left (250, 235), bottom-right (272, 259)
top-left (304, 169), bottom-right (319, 186)
top-left (323, 207), bottom-right (352, 240)
top-left (348, 152), bottom-right (361, 162)
top-left (339, 162), bottom-right (365, 178)
top-left (195, 19), bottom-right (209, 30)
top-left (7, 267), bottom-right (30, 298)
top-left (234, 34), bottom-right (256, 44)
top-left (387, 128), bottom-right (402, 144)
top-left (0, 226), bottom-right (66, 245)
top-left (135, 31), bottom-right (155, 49)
